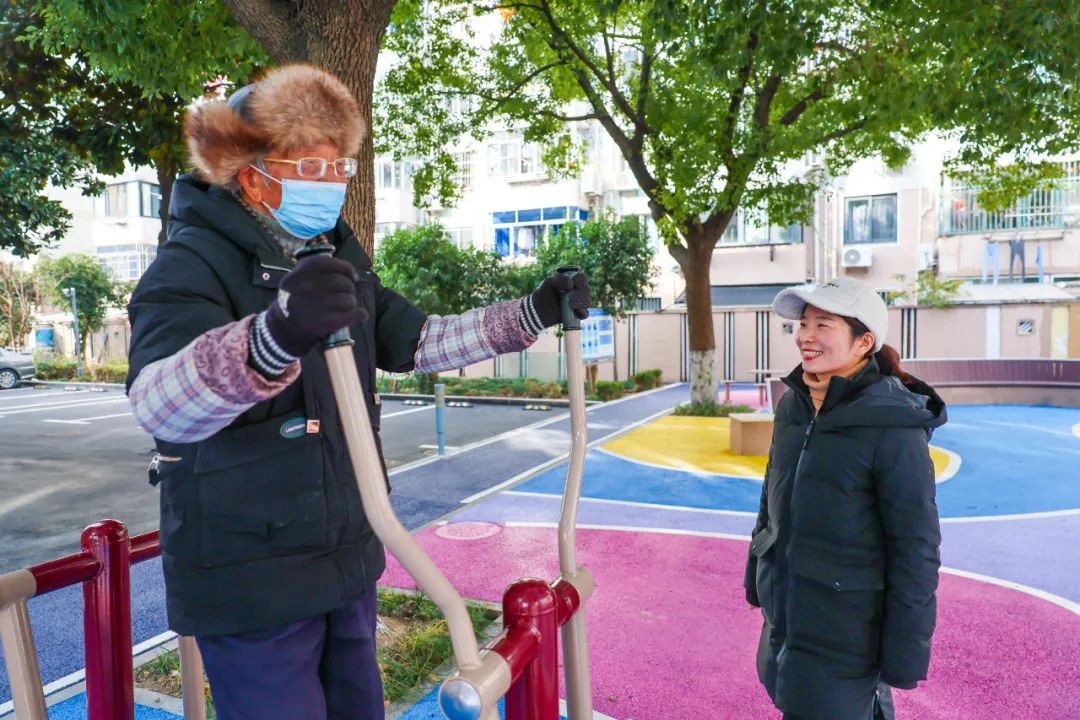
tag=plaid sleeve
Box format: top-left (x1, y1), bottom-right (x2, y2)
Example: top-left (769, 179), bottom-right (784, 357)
top-left (128, 314), bottom-right (300, 443)
top-left (414, 298), bottom-right (538, 374)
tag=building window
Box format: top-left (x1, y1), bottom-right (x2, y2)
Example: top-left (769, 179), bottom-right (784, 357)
top-left (376, 160), bottom-right (404, 190)
top-left (491, 207), bottom-right (587, 258)
top-left (1017, 319), bottom-right (1035, 336)
top-left (96, 243), bottom-right (157, 281)
top-left (845, 194), bottom-right (897, 244)
top-left (489, 140), bottom-right (540, 177)
top-left (453, 152), bottom-right (474, 191)
top-left (104, 184), bottom-right (129, 218)
top-left (140, 182), bottom-right (161, 219)
top-left (716, 211), bottom-right (802, 246)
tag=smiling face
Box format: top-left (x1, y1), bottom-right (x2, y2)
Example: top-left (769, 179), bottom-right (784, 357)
top-left (796, 304), bottom-right (876, 376)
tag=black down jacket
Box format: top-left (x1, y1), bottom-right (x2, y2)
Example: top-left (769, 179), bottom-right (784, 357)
top-left (744, 358), bottom-right (946, 719)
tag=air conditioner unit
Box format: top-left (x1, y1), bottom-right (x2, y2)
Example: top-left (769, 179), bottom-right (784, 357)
top-left (841, 246), bottom-right (873, 268)
top-left (917, 242), bottom-right (935, 271)
top-left (615, 170), bottom-right (635, 190)
top-left (580, 172), bottom-right (601, 196)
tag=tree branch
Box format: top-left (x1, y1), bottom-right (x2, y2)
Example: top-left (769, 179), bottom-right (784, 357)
top-left (222, 0), bottom-right (302, 62)
top-left (814, 116), bottom-right (871, 145)
top-left (779, 84), bottom-right (827, 126)
top-left (535, 0), bottom-right (647, 134)
top-left (754, 74), bottom-right (782, 129)
top-left (725, 27), bottom-right (759, 165)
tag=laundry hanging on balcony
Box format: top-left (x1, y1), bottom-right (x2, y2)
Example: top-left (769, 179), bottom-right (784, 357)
top-left (982, 240), bottom-right (1001, 284)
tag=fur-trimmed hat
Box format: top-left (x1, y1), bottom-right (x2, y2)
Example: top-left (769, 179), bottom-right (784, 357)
top-left (184, 64), bottom-right (365, 186)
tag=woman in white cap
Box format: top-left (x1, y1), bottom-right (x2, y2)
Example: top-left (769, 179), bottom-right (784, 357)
top-left (744, 276), bottom-right (946, 720)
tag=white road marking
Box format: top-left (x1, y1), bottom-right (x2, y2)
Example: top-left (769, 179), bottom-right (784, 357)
top-left (0, 397), bottom-right (128, 418)
top-left (0, 390), bottom-right (85, 403)
top-left (42, 412), bottom-right (133, 425)
top-left (380, 405), bottom-right (436, 419)
top-left (0, 483), bottom-right (75, 520)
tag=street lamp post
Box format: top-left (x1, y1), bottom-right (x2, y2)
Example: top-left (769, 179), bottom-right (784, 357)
top-left (65, 287), bottom-right (84, 379)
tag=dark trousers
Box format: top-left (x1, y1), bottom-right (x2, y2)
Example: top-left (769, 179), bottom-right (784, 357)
top-left (782, 684), bottom-right (895, 720)
top-left (196, 588), bottom-right (383, 720)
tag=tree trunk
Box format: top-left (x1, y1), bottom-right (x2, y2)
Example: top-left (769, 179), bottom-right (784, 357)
top-left (223, 0), bottom-right (396, 259)
top-left (671, 225), bottom-right (722, 405)
top-left (155, 159), bottom-right (177, 247)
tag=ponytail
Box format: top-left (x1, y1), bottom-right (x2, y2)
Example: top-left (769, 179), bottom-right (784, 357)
top-left (873, 343), bottom-right (914, 386)
top-left (842, 317), bottom-right (914, 386)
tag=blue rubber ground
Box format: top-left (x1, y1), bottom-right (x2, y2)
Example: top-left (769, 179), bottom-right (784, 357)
top-left (520, 404), bottom-right (1080, 518)
top-left (38, 694), bottom-right (179, 719)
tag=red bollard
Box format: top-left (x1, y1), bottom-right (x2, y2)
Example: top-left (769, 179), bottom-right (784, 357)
top-left (503, 578), bottom-right (560, 720)
top-left (82, 520), bottom-right (133, 720)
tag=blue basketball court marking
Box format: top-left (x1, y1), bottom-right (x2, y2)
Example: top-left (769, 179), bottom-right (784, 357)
top-left (519, 405), bottom-right (1080, 519)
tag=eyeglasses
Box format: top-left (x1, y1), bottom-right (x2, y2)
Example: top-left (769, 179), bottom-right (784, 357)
top-left (263, 157), bottom-right (359, 179)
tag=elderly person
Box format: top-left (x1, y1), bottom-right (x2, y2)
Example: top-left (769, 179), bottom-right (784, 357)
top-left (125, 63), bottom-right (590, 720)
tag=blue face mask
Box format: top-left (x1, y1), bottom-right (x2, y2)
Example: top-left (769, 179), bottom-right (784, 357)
top-left (251, 164), bottom-right (347, 239)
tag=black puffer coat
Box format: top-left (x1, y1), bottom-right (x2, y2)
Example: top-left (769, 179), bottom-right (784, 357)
top-left (744, 359), bottom-right (945, 719)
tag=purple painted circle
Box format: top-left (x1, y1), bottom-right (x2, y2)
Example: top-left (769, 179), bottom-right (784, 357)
top-left (434, 522), bottom-right (503, 541)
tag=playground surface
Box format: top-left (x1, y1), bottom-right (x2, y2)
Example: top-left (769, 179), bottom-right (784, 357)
top-left (3, 385), bottom-right (1079, 719)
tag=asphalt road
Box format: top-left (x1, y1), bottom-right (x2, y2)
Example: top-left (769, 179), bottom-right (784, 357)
top-left (0, 384), bottom-right (546, 572)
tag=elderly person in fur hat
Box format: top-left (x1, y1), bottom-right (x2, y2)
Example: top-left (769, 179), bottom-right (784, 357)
top-left (125, 64), bottom-right (590, 719)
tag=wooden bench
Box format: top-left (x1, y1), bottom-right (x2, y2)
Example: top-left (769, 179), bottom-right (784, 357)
top-left (729, 412), bottom-right (775, 456)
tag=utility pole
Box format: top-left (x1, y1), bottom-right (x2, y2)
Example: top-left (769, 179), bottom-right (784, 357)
top-left (65, 287), bottom-right (83, 378)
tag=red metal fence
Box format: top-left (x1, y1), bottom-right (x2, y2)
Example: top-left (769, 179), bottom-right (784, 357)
top-left (0, 520), bottom-right (204, 720)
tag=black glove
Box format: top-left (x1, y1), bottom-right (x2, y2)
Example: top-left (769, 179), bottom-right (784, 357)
top-left (522, 272), bottom-right (591, 335)
top-left (258, 254), bottom-right (368, 363)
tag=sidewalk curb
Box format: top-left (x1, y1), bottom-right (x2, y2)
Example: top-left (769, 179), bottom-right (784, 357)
top-left (26, 380), bottom-right (125, 391)
top-left (381, 391), bottom-right (602, 407)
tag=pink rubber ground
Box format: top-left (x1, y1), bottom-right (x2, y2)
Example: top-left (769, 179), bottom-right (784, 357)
top-left (381, 525), bottom-right (1080, 719)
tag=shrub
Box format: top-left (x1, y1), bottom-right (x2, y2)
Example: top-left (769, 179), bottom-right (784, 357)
top-left (34, 354), bottom-right (77, 380)
top-left (91, 361), bottom-right (128, 384)
top-left (594, 380), bottom-right (625, 401)
top-left (632, 368), bottom-right (663, 391)
top-left (671, 402), bottom-right (754, 417)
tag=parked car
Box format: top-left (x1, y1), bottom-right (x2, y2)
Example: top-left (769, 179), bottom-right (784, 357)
top-left (0, 348), bottom-right (35, 389)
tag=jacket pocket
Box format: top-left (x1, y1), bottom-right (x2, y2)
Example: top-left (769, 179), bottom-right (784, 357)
top-left (788, 544), bottom-right (885, 672)
top-left (194, 412), bottom-right (328, 568)
top-left (790, 549), bottom-right (884, 591)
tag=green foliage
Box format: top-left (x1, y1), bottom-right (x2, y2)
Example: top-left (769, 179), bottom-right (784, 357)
top-left (29, 0), bottom-right (266, 101)
top-left (0, 262), bottom-right (39, 347)
top-left (632, 368), bottom-right (663, 391)
top-left (375, 589), bottom-right (499, 703)
top-left (376, 224), bottom-right (537, 316)
top-left (379, 0), bottom-right (1080, 403)
top-left (671, 402), bottom-right (754, 418)
top-left (916, 271), bottom-right (964, 309)
top-left (32, 353), bottom-right (128, 382)
top-left (594, 380), bottom-right (624, 401)
top-left (35, 255), bottom-right (125, 359)
top-left (0, 1), bottom-right (265, 254)
top-left (535, 214), bottom-right (656, 319)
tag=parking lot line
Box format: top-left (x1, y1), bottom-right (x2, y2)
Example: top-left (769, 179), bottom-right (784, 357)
top-left (0, 396), bottom-right (123, 413)
top-left (42, 412), bottom-right (133, 425)
top-left (381, 405), bottom-right (436, 419)
top-left (0, 390), bottom-right (85, 403)
top-left (0, 397), bottom-right (128, 418)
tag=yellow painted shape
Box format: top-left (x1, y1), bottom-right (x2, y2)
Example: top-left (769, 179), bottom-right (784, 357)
top-left (929, 447), bottom-right (949, 477)
top-left (604, 415), bottom-right (955, 482)
top-left (603, 415), bottom-right (768, 478)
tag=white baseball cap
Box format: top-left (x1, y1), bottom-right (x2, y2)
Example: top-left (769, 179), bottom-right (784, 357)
top-left (771, 276), bottom-right (888, 352)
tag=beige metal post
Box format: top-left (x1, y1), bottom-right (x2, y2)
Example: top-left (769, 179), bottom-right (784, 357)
top-left (0, 570), bottom-right (46, 720)
top-left (178, 635), bottom-right (206, 720)
top-left (558, 328), bottom-right (594, 720)
top-left (322, 348), bottom-right (496, 700)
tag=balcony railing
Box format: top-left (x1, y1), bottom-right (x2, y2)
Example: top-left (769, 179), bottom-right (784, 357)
top-left (942, 165), bottom-right (1080, 236)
